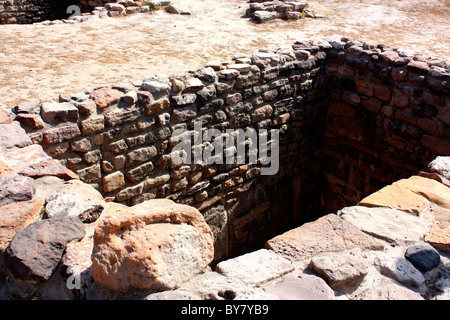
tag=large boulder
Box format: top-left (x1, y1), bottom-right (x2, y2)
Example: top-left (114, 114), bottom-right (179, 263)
top-left (90, 199), bottom-right (214, 292)
top-left (215, 249), bottom-right (293, 286)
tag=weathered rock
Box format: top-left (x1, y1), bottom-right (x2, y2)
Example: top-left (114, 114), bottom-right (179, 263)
top-left (164, 5), bottom-right (190, 15)
top-left (73, 99), bottom-right (97, 116)
top-left (418, 171), bottom-right (450, 188)
top-left (141, 75), bottom-right (171, 94)
top-left (104, 106), bottom-right (142, 127)
top-left (18, 159), bottom-right (79, 181)
top-left (0, 122), bottom-right (32, 149)
top-left (393, 175), bottom-right (450, 209)
top-left (90, 88), bottom-right (122, 109)
top-left (338, 206), bottom-right (430, 246)
top-left (177, 270), bottom-right (278, 300)
top-left (0, 112), bottom-right (12, 124)
top-left (264, 273), bottom-right (334, 300)
top-left (15, 113), bottom-right (45, 129)
top-left (33, 176), bottom-right (104, 204)
top-left (358, 184), bottom-right (429, 215)
top-left (102, 171), bottom-right (126, 193)
top-left (4, 216), bottom-right (85, 282)
top-left (0, 159), bottom-right (11, 176)
top-left (105, 3), bottom-right (125, 13)
top-left (266, 214), bottom-right (384, 261)
top-left (405, 244), bottom-right (441, 273)
top-left (374, 255), bottom-right (425, 287)
top-left (171, 94), bottom-right (197, 107)
top-left (425, 221), bottom-right (450, 252)
top-left (3, 144), bottom-right (50, 169)
top-left (81, 115), bottom-right (105, 136)
top-left (0, 199), bottom-right (43, 254)
top-left (145, 290), bottom-right (202, 300)
top-left (351, 280), bottom-right (424, 300)
top-left (76, 163), bottom-right (101, 184)
top-left (43, 125), bottom-right (81, 144)
top-left (194, 67), bottom-right (218, 83)
top-left (253, 11), bottom-right (278, 23)
top-left (0, 174), bottom-right (36, 206)
top-left (125, 146), bottom-right (158, 167)
top-left (44, 193), bottom-right (104, 223)
top-left (40, 102), bottom-right (79, 123)
top-left (90, 199), bottom-right (214, 291)
top-left (183, 77), bottom-right (204, 91)
top-left (428, 156), bottom-right (450, 180)
top-left (309, 249), bottom-right (372, 289)
top-left (70, 138), bottom-right (91, 153)
top-left (215, 249), bottom-right (294, 286)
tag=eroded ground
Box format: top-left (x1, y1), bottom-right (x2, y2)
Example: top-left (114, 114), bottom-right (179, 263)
top-left (0, 0), bottom-right (449, 109)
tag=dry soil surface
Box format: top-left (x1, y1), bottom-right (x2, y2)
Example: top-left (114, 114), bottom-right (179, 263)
top-left (0, 0), bottom-right (449, 110)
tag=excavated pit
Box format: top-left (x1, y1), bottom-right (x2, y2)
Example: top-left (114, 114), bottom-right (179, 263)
top-left (10, 39), bottom-right (450, 261)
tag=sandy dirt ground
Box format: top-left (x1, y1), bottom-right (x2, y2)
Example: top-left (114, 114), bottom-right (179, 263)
top-left (0, 0), bottom-right (449, 110)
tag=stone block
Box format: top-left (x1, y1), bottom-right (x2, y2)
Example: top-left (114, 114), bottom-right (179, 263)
top-left (102, 171), bottom-right (126, 193)
top-left (216, 249), bottom-right (294, 286)
top-left (266, 214), bottom-right (384, 261)
top-left (91, 199), bottom-right (213, 291)
top-left (43, 125), bottom-right (81, 144)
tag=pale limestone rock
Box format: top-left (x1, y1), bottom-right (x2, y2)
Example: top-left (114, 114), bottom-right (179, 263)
top-left (215, 249), bottom-right (293, 286)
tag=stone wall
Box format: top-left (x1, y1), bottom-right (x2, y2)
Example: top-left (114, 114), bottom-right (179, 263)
top-left (0, 0), bottom-right (120, 23)
top-left (6, 38), bottom-right (450, 261)
top-left (11, 45), bottom-right (329, 260)
top-left (0, 0), bottom-right (45, 23)
top-left (322, 39), bottom-right (450, 214)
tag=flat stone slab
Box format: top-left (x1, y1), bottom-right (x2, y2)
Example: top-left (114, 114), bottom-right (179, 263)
top-left (0, 122), bottom-right (32, 150)
top-left (264, 273), bottom-right (334, 300)
top-left (215, 249), bottom-right (294, 286)
top-left (358, 184), bottom-right (428, 215)
top-left (4, 215), bottom-right (85, 282)
top-left (40, 102), bottom-right (79, 123)
top-left (265, 214), bottom-right (384, 261)
top-left (351, 280), bottom-right (424, 300)
top-left (338, 206), bottom-right (430, 246)
top-left (393, 175), bottom-right (450, 210)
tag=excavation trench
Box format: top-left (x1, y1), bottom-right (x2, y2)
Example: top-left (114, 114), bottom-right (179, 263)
top-left (14, 40), bottom-right (450, 262)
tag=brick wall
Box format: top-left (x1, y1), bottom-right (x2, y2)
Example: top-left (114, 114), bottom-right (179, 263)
top-left (322, 39), bottom-right (450, 214)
